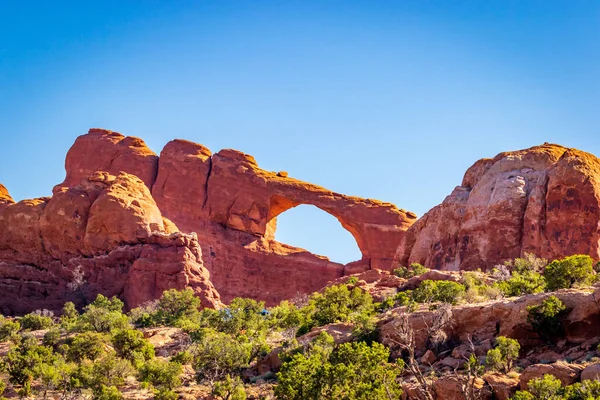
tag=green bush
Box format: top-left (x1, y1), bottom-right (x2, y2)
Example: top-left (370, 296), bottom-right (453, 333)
top-left (299, 284), bottom-right (375, 333)
top-left (94, 385), bottom-right (124, 400)
top-left (42, 327), bottom-right (61, 348)
top-left (213, 375), bottom-right (247, 400)
top-left (543, 255), bottom-right (596, 291)
top-left (527, 295), bottom-right (569, 343)
top-left (153, 288), bottom-right (201, 326)
top-left (139, 359), bottom-right (182, 393)
top-left (111, 329), bottom-right (154, 365)
top-left (19, 310), bottom-right (55, 331)
top-left (412, 280), bottom-right (466, 304)
top-left (67, 331), bottom-right (108, 362)
top-left (4, 334), bottom-right (55, 395)
top-left (275, 335), bottom-right (403, 400)
top-left (485, 336), bottom-right (520, 373)
top-left (78, 295), bottom-right (129, 333)
top-left (393, 263), bottom-right (429, 279)
top-left (191, 329), bottom-right (252, 385)
top-left (0, 316), bottom-right (20, 341)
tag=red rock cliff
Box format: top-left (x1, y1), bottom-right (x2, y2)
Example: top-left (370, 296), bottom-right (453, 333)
top-left (402, 143), bottom-right (600, 270)
top-left (0, 172), bottom-right (220, 315)
top-left (55, 129), bottom-right (417, 304)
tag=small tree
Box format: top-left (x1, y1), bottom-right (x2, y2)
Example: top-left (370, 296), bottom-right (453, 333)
top-left (67, 331), bottom-right (108, 362)
top-left (394, 263), bottom-right (429, 278)
top-left (485, 336), bottom-right (520, 373)
top-left (0, 316), bottom-right (20, 341)
top-left (213, 375), bottom-right (247, 400)
top-left (111, 329), bottom-right (154, 366)
top-left (153, 288), bottom-right (201, 326)
top-left (191, 329), bottom-right (252, 388)
top-left (139, 359), bottom-right (182, 400)
top-left (543, 255), bottom-right (596, 291)
top-left (527, 296), bottom-right (569, 343)
top-left (77, 295), bottom-right (129, 333)
top-left (515, 374), bottom-right (563, 399)
top-left (413, 280), bottom-right (466, 305)
top-left (19, 310), bottom-right (55, 331)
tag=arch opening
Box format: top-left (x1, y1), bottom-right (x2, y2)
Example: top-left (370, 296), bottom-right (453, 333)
top-left (272, 204), bottom-right (362, 264)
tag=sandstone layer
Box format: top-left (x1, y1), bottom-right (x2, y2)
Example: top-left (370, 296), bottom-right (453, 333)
top-left (0, 172), bottom-right (220, 314)
top-left (54, 129), bottom-right (416, 304)
top-left (402, 143), bottom-right (600, 270)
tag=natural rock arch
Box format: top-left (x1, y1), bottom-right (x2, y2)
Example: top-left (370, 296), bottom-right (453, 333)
top-left (268, 199), bottom-right (363, 263)
top-left (267, 194), bottom-right (370, 262)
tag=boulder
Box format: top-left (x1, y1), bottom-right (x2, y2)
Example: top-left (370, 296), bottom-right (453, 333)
top-left (402, 144), bottom-right (600, 270)
top-left (483, 373), bottom-right (520, 400)
top-left (581, 363), bottom-right (600, 381)
top-left (519, 363), bottom-right (584, 390)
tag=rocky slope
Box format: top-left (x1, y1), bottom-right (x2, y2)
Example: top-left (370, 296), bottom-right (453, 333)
top-left (0, 171), bottom-right (220, 314)
top-left (402, 143), bottom-right (600, 271)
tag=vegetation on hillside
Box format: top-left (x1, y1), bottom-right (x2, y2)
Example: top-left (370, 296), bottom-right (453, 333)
top-left (0, 253), bottom-right (597, 399)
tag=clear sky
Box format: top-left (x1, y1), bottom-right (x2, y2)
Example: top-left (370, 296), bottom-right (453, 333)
top-left (1, 1), bottom-right (599, 263)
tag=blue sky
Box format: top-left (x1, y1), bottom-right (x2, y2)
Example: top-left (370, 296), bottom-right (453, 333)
top-left (1, 1), bottom-right (598, 263)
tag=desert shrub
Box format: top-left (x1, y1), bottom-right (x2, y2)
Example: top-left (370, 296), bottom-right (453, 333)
top-left (412, 280), bottom-right (466, 304)
top-left (462, 272), bottom-right (502, 302)
top-left (513, 374), bottom-right (563, 399)
top-left (4, 334), bottom-right (55, 395)
top-left (268, 300), bottom-right (304, 332)
top-left (19, 310), bottom-right (55, 331)
top-left (494, 253), bottom-right (548, 297)
top-left (393, 263), bottom-right (429, 279)
top-left (128, 300), bottom-right (159, 328)
top-left (485, 336), bottom-right (520, 373)
top-left (42, 327), bottom-right (61, 348)
top-left (94, 385), bottom-right (124, 400)
top-left (275, 335), bottom-right (403, 400)
top-left (0, 316), bottom-right (20, 341)
top-left (211, 297), bottom-right (268, 337)
top-left (543, 255), bottom-right (596, 291)
top-left (213, 375), bottom-right (247, 400)
top-left (111, 329), bottom-right (154, 366)
top-left (60, 301), bottom-right (79, 330)
top-left (507, 253), bottom-right (548, 274)
top-left (527, 295), bottom-right (569, 343)
top-left (67, 331), bottom-right (109, 362)
top-left (563, 379), bottom-right (600, 399)
top-left (152, 288), bottom-right (201, 327)
top-left (89, 353), bottom-right (136, 391)
top-left (298, 284), bottom-right (375, 334)
top-left (77, 295), bottom-right (129, 333)
top-left (191, 329), bottom-right (252, 386)
top-left (139, 358), bottom-right (182, 398)
top-left (494, 270), bottom-right (546, 297)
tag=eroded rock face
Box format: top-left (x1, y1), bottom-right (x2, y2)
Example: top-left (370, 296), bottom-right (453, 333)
top-left (0, 184), bottom-right (13, 213)
top-left (0, 172), bottom-right (220, 315)
top-left (55, 128), bottom-right (159, 191)
top-left (380, 288), bottom-right (600, 356)
top-left (403, 144), bottom-right (600, 270)
top-left (54, 129), bottom-right (416, 304)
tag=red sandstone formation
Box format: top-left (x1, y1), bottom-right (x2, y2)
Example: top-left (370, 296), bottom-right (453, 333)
top-left (4, 128), bottom-right (600, 310)
top-left (56, 129), bottom-right (416, 304)
top-left (0, 172), bottom-right (220, 315)
top-left (55, 128), bottom-right (159, 191)
top-left (402, 143), bottom-right (600, 271)
top-left (0, 184), bottom-right (13, 214)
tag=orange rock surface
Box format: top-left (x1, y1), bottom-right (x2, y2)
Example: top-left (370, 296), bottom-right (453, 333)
top-left (56, 129), bottom-right (416, 304)
top-left (0, 172), bottom-right (220, 315)
top-left (402, 143), bottom-right (600, 270)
